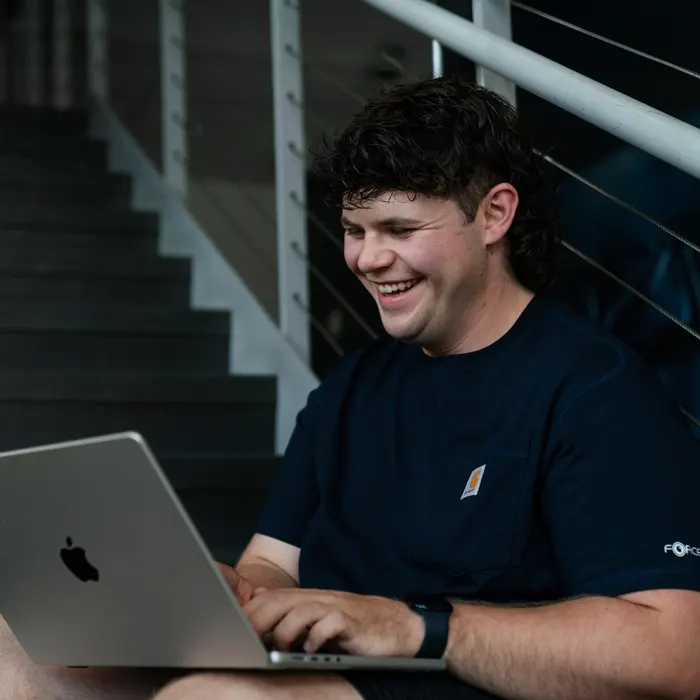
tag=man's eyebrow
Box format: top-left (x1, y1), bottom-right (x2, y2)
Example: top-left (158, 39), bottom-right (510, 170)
top-left (340, 216), bottom-right (424, 227)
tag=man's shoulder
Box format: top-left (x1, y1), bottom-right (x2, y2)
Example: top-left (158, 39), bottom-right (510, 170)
top-left (525, 297), bottom-right (678, 432)
top-left (527, 296), bottom-right (644, 388)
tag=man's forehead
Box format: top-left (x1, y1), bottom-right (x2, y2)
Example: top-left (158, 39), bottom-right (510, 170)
top-left (341, 192), bottom-right (450, 222)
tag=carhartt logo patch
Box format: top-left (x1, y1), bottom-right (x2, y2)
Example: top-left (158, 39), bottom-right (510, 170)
top-left (461, 465), bottom-right (486, 499)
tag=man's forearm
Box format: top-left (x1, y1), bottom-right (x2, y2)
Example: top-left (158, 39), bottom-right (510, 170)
top-left (446, 596), bottom-right (697, 700)
top-left (236, 558), bottom-right (297, 590)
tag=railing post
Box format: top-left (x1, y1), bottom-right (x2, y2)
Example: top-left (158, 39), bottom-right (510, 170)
top-left (160, 0), bottom-right (187, 196)
top-left (53, 0), bottom-right (72, 109)
top-left (471, 0), bottom-right (516, 105)
top-left (87, 0), bottom-right (108, 102)
top-left (431, 1), bottom-right (443, 78)
top-left (270, 0), bottom-right (311, 364)
top-left (24, 0), bottom-right (42, 106)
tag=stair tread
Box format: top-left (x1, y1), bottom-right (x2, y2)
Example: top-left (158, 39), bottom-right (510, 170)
top-left (0, 155), bottom-right (105, 176)
top-left (0, 172), bottom-right (128, 190)
top-left (0, 253), bottom-right (189, 279)
top-left (0, 224), bottom-right (156, 239)
top-left (0, 106), bottom-right (88, 129)
top-left (0, 303), bottom-right (228, 334)
top-left (0, 372), bottom-right (275, 402)
top-left (0, 210), bottom-right (157, 229)
top-left (0, 139), bottom-right (104, 156)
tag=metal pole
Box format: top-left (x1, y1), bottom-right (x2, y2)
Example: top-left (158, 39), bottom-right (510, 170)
top-left (431, 1), bottom-right (443, 78)
top-left (363, 0), bottom-right (700, 181)
top-left (270, 0), bottom-right (311, 364)
top-left (53, 0), bottom-right (72, 109)
top-left (471, 0), bottom-right (516, 105)
top-left (24, 0), bottom-right (42, 106)
top-left (432, 39), bottom-right (443, 78)
top-left (160, 0), bottom-right (187, 196)
top-left (87, 0), bottom-right (108, 102)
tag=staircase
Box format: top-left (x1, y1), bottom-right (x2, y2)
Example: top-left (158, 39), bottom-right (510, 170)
top-left (0, 106), bottom-right (281, 564)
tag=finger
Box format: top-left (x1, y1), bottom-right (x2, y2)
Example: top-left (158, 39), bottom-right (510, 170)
top-left (243, 588), bottom-right (334, 620)
top-left (269, 602), bottom-right (332, 651)
top-left (235, 579), bottom-right (254, 605)
top-left (244, 590), bottom-right (310, 636)
top-left (252, 586), bottom-right (268, 597)
top-left (303, 610), bottom-right (350, 654)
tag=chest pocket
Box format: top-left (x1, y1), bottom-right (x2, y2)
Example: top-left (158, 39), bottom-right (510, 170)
top-left (392, 449), bottom-right (533, 577)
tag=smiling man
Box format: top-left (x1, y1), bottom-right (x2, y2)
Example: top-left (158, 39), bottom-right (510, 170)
top-left (4, 77), bottom-right (700, 700)
top-left (156, 77), bottom-right (700, 700)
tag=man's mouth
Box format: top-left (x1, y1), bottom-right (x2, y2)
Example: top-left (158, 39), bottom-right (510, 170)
top-left (374, 278), bottom-right (423, 297)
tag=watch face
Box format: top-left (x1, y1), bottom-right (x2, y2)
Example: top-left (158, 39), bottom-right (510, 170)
top-left (407, 598), bottom-right (453, 613)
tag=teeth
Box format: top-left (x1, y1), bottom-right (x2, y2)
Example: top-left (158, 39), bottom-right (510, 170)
top-left (377, 279), bottom-right (420, 295)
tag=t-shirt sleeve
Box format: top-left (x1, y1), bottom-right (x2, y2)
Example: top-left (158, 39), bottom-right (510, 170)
top-left (255, 386), bottom-right (321, 548)
top-left (542, 360), bottom-right (700, 598)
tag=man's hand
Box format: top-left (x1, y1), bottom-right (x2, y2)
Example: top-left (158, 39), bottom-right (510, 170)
top-left (215, 562), bottom-right (255, 605)
top-left (243, 588), bottom-right (424, 657)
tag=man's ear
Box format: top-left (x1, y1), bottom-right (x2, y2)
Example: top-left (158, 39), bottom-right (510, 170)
top-left (480, 183), bottom-right (519, 246)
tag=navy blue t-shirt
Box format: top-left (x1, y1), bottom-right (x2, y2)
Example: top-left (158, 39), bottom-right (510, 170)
top-left (257, 295), bottom-right (700, 603)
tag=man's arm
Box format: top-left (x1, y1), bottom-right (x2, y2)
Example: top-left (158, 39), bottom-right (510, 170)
top-left (444, 589), bottom-right (700, 700)
top-left (236, 534), bottom-right (300, 590)
top-left (216, 534), bottom-right (300, 603)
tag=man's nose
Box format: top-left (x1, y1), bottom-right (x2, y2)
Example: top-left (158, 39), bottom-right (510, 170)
top-left (356, 238), bottom-right (395, 273)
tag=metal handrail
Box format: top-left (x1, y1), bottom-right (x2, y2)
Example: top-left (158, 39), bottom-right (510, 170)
top-left (363, 0), bottom-right (700, 180)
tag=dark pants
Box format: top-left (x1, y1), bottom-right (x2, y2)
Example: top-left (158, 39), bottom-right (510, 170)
top-left (342, 672), bottom-right (503, 700)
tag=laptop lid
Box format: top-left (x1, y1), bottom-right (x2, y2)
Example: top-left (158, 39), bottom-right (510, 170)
top-left (0, 432), bottom-right (269, 669)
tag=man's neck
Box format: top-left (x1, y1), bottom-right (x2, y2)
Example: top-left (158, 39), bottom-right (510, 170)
top-left (425, 280), bottom-right (535, 357)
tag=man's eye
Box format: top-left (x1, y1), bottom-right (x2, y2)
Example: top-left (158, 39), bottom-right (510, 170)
top-left (344, 229), bottom-right (364, 237)
top-left (391, 228), bottom-right (415, 236)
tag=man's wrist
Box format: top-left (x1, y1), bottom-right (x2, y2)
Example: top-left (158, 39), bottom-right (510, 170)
top-left (444, 602), bottom-right (469, 665)
top-left (406, 605), bottom-right (427, 656)
top-left (390, 598), bottom-right (426, 657)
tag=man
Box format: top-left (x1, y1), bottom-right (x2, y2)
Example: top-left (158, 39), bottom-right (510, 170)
top-left (3, 76), bottom-right (700, 700)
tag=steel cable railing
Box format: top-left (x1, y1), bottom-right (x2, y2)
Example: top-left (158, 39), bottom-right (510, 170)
top-left (289, 52), bottom-right (700, 346)
top-left (511, 2), bottom-right (700, 83)
top-left (290, 239), bottom-right (380, 342)
top-left (292, 292), bottom-right (345, 357)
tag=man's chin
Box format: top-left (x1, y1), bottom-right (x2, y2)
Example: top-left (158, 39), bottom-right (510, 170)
top-left (381, 323), bottom-right (424, 344)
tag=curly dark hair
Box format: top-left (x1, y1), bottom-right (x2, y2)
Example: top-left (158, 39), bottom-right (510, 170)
top-left (312, 76), bottom-right (561, 292)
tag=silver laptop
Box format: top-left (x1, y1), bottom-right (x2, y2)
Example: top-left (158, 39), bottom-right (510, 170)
top-left (0, 432), bottom-right (444, 672)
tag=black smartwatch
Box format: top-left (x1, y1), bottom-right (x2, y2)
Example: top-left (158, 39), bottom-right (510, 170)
top-left (404, 597), bottom-right (453, 659)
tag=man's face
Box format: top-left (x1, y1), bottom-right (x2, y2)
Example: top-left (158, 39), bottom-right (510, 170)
top-left (342, 192), bottom-right (494, 354)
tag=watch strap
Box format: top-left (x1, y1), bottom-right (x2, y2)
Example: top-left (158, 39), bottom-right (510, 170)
top-left (414, 607), bottom-right (451, 659)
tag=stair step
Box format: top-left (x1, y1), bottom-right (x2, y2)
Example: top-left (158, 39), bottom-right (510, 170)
top-left (0, 401), bottom-right (276, 453)
top-left (0, 106), bottom-right (88, 131)
top-left (0, 274), bottom-right (189, 304)
top-left (0, 250), bottom-right (190, 279)
top-left (0, 331), bottom-right (229, 371)
top-left (0, 153), bottom-right (106, 178)
top-left (0, 223), bottom-right (157, 241)
top-left (0, 303), bottom-right (228, 335)
top-left (161, 454), bottom-right (281, 490)
top-left (0, 372), bottom-right (275, 403)
top-left (0, 228), bottom-right (158, 253)
top-left (0, 209), bottom-right (157, 231)
top-left (0, 136), bottom-right (105, 160)
top-left (0, 170), bottom-right (128, 192)
top-left (0, 183), bottom-right (131, 208)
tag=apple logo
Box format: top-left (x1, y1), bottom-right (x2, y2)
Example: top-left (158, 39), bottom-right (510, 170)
top-left (60, 537), bottom-right (100, 582)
